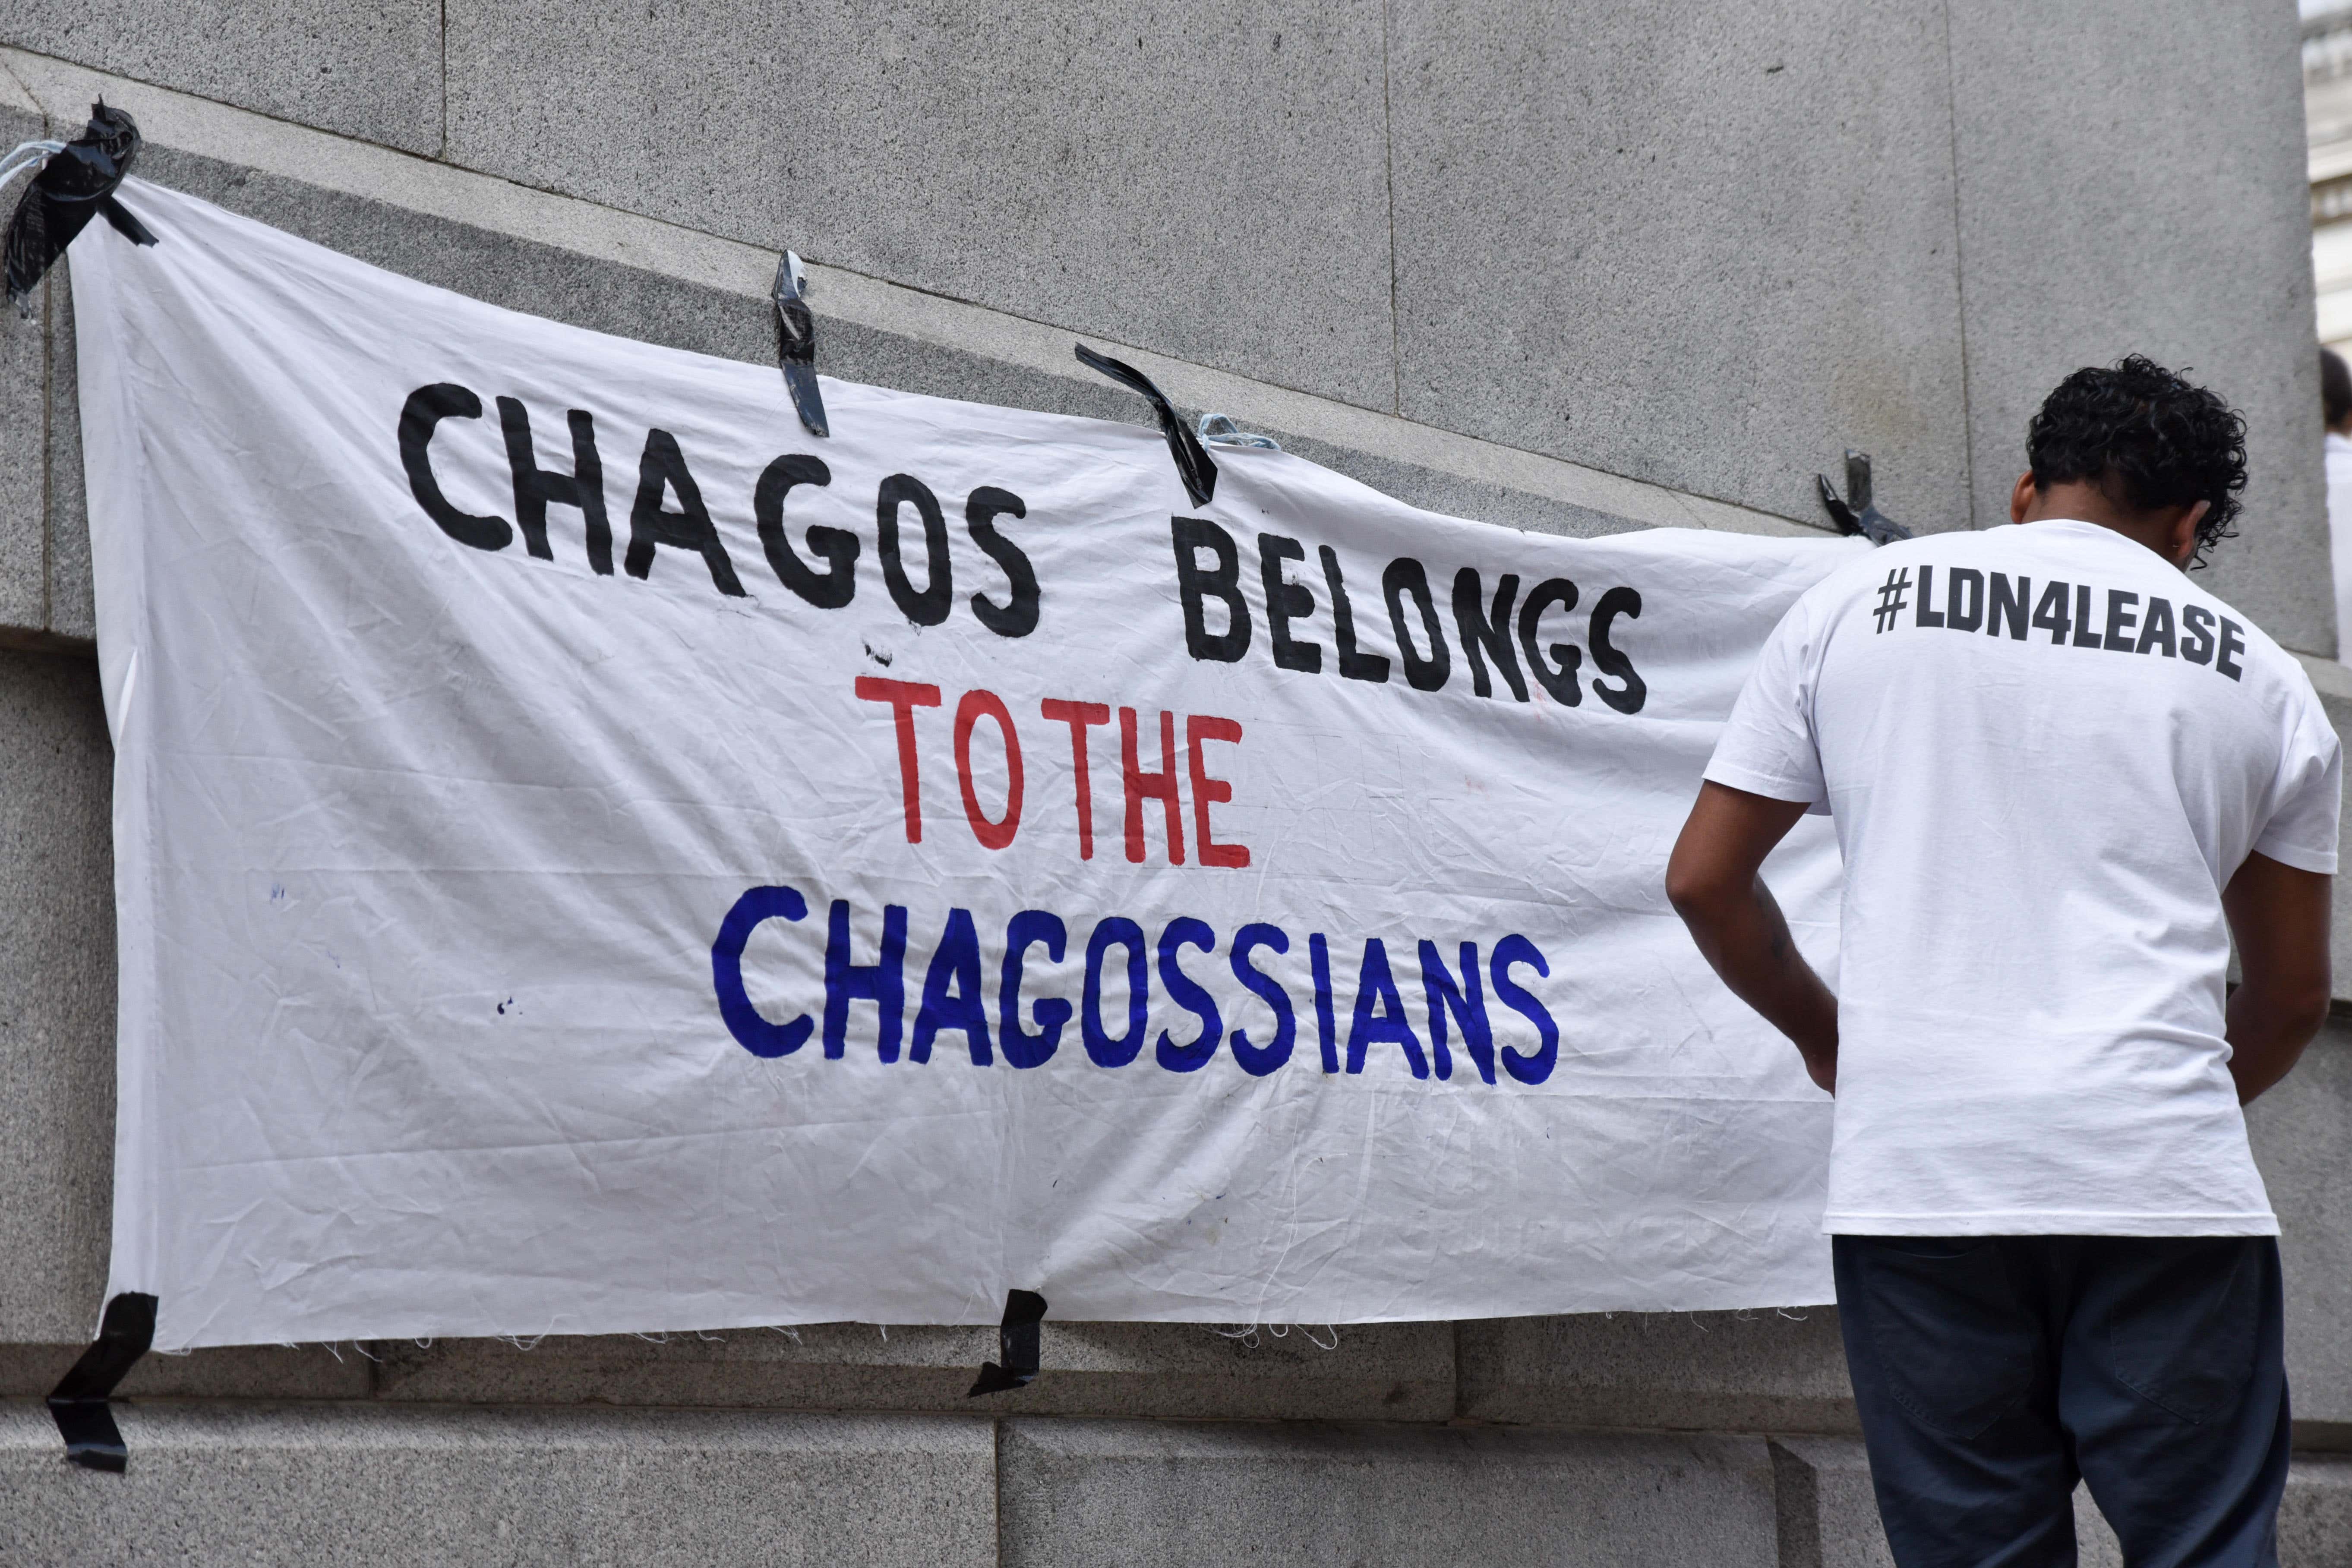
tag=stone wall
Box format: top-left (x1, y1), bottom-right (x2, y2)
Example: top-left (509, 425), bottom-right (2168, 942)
top-left (1, 5), bottom-right (2346, 1561)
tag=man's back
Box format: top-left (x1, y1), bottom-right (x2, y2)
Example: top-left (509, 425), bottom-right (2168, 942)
top-left (1668, 355), bottom-right (2338, 1568)
top-left (1712, 521), bottom-right (2339, 1234)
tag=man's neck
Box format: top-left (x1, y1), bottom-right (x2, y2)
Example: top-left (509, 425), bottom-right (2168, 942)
top-left (2017, 480), bottom-right (2195, 567)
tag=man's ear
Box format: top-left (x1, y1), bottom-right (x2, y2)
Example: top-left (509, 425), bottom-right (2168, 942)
top-left (2167, 500), bottom-right (2210, 568)
top-left (2009, 471), bottom-right (2038, 524)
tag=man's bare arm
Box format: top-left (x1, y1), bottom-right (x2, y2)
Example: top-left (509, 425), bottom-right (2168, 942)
top-left (1665, 781), bottom-right (1840, 1092)
top-left (2221, 851), bottom-right (2332, 1104)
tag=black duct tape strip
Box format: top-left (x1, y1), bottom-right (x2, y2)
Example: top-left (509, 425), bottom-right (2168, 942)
top-left (773, 252), bottom-right (829, 439)
top-left (1074, 344), bottom-right (1217, 509)
top-left (1815, 449), bottom-right (1911, 545)
top-left (966, 1288), bottom-right (1048, 1397)
top-left (47, 1292), bottom-right (157, 1473)
top-left (4, 101), bottom-right (156, 310)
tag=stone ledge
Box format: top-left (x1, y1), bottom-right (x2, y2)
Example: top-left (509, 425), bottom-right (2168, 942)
top-left (0, 1343), bottom-right (372, 1402)
top-left (0, 628), bottom-right (95, 658)
top-left (372, 1319), bottom-right (1453, 1423)
top-left (1459, 1308), bottom-right (1856, 1435)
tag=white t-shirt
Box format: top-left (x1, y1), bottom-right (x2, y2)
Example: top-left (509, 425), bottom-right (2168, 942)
top-left (1706, 518), bottom-right (2341, 1236)
top-left (2326, 431), bottom-right (2352, 665)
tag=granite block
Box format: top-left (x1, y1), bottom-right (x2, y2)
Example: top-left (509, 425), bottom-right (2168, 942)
top-left (1768, 1436), bottom-right (1888, 1568)
top-left (0, 1), bottom-right (443, 153)
top-left (0, 1400), bottom-right (997, 1566)
top-left (0, 648), bottom-right (114, 1343)
top-left (2279, 1457), bottom-right (2352, 1566)
top-left (1387, 0), bottom-right (1971, 532)
top-left (0, 92), bottom-right (48, 637)
top-left (2248, 1025), bottom-right (2352, 1427)
top-left (445, 0), bottom-right (1397, 410)
top-left (1000, 1417), bottom-right (1778, 1567)
top-left (1947, 0), bottom-right (2327, 653)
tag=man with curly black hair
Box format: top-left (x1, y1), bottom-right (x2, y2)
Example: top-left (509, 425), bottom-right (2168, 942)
top-left (1667, 357), bottom-right (2339, 1566)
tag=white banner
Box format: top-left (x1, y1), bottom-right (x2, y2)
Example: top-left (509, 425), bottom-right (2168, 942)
top-left (75, 181), bottom-right (1864, 1350)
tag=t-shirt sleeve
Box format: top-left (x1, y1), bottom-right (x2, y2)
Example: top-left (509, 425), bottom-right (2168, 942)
top-left (1704, 590), bottom-right (1830, 811)
top-left (2251, 693), bottom-right (2343, 875)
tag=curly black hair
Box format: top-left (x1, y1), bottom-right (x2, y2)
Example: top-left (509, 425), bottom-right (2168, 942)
top-left (2025, 355), bottom-right (2247, 569)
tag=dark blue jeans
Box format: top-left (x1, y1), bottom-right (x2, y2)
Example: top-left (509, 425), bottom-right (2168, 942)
top-left (1833, 1235), bottom-right (2289, 1568)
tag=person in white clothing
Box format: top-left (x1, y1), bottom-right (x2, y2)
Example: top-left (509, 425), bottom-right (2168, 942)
top-left (2321, 347), bottom-right (2352, 666)
top-left (1666, 356), bottom-right (2338, 1568)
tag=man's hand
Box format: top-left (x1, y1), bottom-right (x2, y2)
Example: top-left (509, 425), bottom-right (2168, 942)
top-left (1665, 782), bottom-right (1840, 1092)
top-left (2222, 851), bottom-right (2333, 1103)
